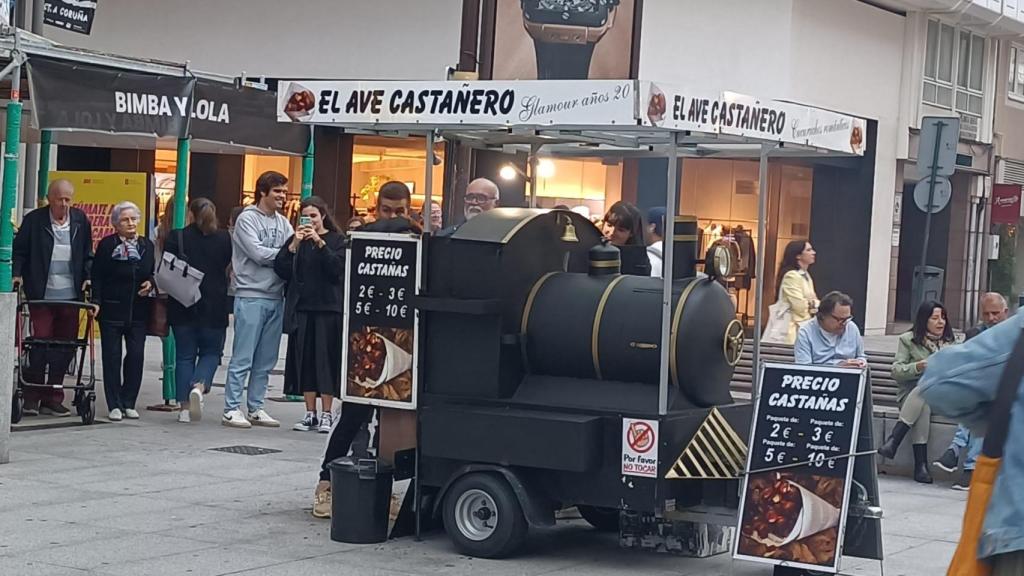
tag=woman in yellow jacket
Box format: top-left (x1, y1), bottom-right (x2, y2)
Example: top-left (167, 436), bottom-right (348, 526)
top-left (775, 239), bottom-right (819, 345)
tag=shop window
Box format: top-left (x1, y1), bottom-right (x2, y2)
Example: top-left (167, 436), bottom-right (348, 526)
top-left (522, 158), bottom-right (621, 222)
top-left (923, 19), bottom-right (986, 123)
top-left (1008, 44), bottom-right (1024, 102)
top-left (351, 136), bottom-right (445, 220)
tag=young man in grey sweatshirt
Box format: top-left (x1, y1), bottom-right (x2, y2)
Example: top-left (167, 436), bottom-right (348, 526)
top-left (222, 171), bottom-right (294, 428)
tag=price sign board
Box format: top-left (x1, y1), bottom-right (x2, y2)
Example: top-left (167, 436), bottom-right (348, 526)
top-left (341, 232), bottom-right (421, 410)
top-left (734, 363), bottom-right (866, 574)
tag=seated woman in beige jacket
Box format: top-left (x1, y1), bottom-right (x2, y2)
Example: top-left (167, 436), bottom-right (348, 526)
top-left (775, 240), bottom-right (819, 345)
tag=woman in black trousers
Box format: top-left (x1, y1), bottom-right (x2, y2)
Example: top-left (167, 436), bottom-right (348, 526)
top-left (275, 196), bottom-right (346, 434)
top-left (93, 201), bottom-right (155, 422)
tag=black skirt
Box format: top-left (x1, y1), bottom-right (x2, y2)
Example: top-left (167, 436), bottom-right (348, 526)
top-left (284, 312), bottom-right (342, 396)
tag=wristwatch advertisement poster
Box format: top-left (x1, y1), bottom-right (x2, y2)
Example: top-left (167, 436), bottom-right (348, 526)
top-left (492, 0), bottom-right (636, 81)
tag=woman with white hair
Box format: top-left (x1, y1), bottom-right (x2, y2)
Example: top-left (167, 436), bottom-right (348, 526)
top-left (92, 201), bottom-right (156, 421)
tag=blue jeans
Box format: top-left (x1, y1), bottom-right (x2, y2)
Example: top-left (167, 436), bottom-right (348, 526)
top-left (950, 424), bottom-right (983, 471)
top-left (224, 297), bottom-right (284, 414)
top-left (174, 325), bottom-right (227, 404)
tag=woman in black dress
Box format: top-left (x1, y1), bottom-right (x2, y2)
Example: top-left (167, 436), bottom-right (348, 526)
top-left (93, 201), bottom-right (156, 421)
top-left (275, 196), bottom-right (345, 433)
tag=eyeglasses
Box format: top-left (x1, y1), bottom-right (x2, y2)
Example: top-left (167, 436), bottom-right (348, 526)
top-left (830, 314), bottom-right (852, 326)
top-left (465, 193), bottom-right (496, 205)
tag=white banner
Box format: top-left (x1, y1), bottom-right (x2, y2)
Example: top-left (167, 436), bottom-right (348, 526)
top-left (640, 82), bottom-right (867, 156)
top-left (278, 80), bottom-right (638, 127)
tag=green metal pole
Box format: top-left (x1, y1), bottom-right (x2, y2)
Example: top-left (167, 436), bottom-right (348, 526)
top-left (37, 129), bottom-right (51, 203)
top-left (284, 129), bottom-right (315, 402)
top-left (161, 138), bottom-right (190, 405)
top-left (301, 127), bottom-right (314, 199)
top-left (0, 68), bottom-right (22, 292)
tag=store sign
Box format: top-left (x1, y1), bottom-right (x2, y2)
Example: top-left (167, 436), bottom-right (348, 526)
top-left (642, 82), bottom-right (867, 156)
top-left (28, 57), bottom-right (195, 138)
top-left (191, 80), bottom-right (310, 155)
top-left (992, 183), bottom-right (1022, 225)
top-left (277, 80), bottom-right (637, 127)
top-left (341, 232), bottom-right (422, 411)
top-left (734, 362), bottom-right (866, 574)
top-left (43, 0), bottom-right (98, 35)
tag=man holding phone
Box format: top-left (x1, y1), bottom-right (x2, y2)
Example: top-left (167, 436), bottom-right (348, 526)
top-left (794, 291), bottom-right (867, 368)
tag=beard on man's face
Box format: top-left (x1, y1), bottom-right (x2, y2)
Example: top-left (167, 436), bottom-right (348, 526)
top-left (465, 206), bottom-right (485, 220)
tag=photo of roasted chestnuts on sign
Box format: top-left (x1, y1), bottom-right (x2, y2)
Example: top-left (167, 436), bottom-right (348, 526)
top-left (283, 82), bottom-right (316, 120)
top-left (346, 326), bottom-right (414, 405)
top-left (850, 124), bottom-right (864, 154)
top-left (647, 85), bottom-right (666, 125)
top-left (737, 471), bottom-right (843, 567)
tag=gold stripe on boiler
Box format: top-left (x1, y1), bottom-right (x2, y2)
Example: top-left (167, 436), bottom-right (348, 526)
top-left (591, 275), bottom-right (627, 380)
top-left (666, 407), bottom-right (749, 480)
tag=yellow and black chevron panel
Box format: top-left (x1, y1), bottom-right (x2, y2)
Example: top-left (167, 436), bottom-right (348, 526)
top-left (666, 407), bottom-right (748, 480)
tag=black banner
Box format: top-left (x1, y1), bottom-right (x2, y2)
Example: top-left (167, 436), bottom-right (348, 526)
top-left (342, 232), bottom-right (421, 410)
top-left (28, 58), bottom-right (309, 153)
top-left (191, 79), bottom-right (309, 155)
top-left (734, 363), bottom-right (866, 573)
top-left (43, 0), bottom-right (98, 35)
top-left (28, 57), bottom-right (195, 138)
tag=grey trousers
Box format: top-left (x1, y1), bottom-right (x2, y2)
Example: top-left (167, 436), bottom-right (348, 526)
top-left (898, 386), bottom-right (931, 445)
top-left (993, 551), bottom-right (1024, 575)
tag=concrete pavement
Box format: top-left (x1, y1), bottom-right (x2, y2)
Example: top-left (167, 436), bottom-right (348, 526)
top-left (1, 335), bottom-right (965, 575)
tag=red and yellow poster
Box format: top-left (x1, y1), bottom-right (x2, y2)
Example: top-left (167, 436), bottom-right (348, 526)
top-left (47, 171), bottom-right (150, 248)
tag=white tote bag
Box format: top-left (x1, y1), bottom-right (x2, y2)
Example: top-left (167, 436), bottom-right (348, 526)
top-left (761, 299), bottom-right (793, 344)
top-left (154, 230), bottom-right (205, 307)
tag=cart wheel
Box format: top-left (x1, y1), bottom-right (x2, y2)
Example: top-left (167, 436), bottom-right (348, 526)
top-left (79, 397), bottom-right (95, 425)
top-left (576, 505), bottom-right (621, 532)
top-left (11, 394), bottom-right (22, 424)
top-left (443, 473), bottom-right (527, 559)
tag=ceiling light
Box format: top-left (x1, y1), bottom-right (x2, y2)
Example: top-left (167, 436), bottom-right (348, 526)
top-left (537, 159), bottom-right (556, 179)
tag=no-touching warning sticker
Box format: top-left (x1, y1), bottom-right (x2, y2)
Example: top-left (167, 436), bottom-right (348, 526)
top-left (622, 418), bottom-right (659, 478)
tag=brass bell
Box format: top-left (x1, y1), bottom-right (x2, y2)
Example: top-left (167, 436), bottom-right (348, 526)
top-left (560, 218), bottom-right (579, 243)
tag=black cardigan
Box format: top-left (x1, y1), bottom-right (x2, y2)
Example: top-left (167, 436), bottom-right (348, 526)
top-left (92, 234), bottom-right (156, 325)
top-left (12, 207), bottom-right (93, 300)
top-left (165, 225), bottom-right (233, 328)
top-left (274, 230), bottom-right (345, 317)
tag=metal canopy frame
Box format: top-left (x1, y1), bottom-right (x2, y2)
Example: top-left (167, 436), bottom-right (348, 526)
top-left (337, 121), bottom-right (859, 418)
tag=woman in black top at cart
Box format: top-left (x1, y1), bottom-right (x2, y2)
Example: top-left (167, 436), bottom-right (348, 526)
top-left (92, 201), bottom-right (156, 422)
top-left (165, 198), bottom-right (233, 424)
top-left (275, 196), bottom-right (346, 434)
top-left (601, 201), bottom-right (652, 276)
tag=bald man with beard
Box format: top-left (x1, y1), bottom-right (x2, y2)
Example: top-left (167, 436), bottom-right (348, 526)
top-left (436, 178), bottom-right (500, 237)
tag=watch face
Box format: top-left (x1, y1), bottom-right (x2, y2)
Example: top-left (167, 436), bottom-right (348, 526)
top-left (522, 0), bottom-right (619, 26)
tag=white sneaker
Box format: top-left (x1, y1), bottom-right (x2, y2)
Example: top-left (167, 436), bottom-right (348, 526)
top-left (188, 386), bottom-right (203, 422)
top-left (108, 408), bottom-right (123, 421)
top-left (318, 412), bottom-right (333, 434)
top-left (222, 409), bottom-right (252, 429)
top-left (124, 409), bottom-right (140, 420)
top-left (248, 409), bottom-right (280, 428)
top-left (178, 410), bottom-right (191, 423)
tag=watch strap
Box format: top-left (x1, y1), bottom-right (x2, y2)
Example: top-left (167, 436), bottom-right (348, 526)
top-left (534, 40), bottom-right (595, 80)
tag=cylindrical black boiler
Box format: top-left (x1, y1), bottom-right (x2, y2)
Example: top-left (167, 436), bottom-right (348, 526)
top-left (521, 273), bottom-right (742, 407)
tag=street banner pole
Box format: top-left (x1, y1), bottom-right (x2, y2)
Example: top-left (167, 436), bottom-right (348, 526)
top-left (0, 40), bottom-right (23, 291)
top-left (301, 126), bottom-right (314, 199)
top-left (161, 137), bottom-right (190, 405)
top-left (37, 130), bottom-right (52, 203)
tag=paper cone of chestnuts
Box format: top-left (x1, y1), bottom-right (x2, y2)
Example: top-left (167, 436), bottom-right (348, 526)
top-left (354, 332), bottom-right (413, 390)
top-left (747, 480), bottom-right (841, 548)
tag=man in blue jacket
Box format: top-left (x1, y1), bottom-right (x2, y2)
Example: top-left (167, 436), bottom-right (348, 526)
top-left (919, 309), bottom-right (1024, 572)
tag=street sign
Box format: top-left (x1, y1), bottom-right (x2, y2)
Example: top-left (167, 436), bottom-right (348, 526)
top-left (917, 116), bottom-right (960, 178)
top-left (913, 176), bottom-right (952, 214)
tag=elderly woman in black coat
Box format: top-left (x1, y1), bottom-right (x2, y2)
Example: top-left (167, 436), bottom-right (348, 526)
top-left (92, 201), bottom-right (155, 422)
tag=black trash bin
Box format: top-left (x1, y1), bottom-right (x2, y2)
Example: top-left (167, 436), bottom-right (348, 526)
top-left (328, 458), bottom-right (394, 544)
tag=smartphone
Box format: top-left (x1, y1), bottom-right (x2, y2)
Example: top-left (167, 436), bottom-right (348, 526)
top-left (299, 215), bottom-right (312, 227)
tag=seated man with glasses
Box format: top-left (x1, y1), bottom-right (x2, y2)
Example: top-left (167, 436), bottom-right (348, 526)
top-left (794, 291), bottom-right (867, 368)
